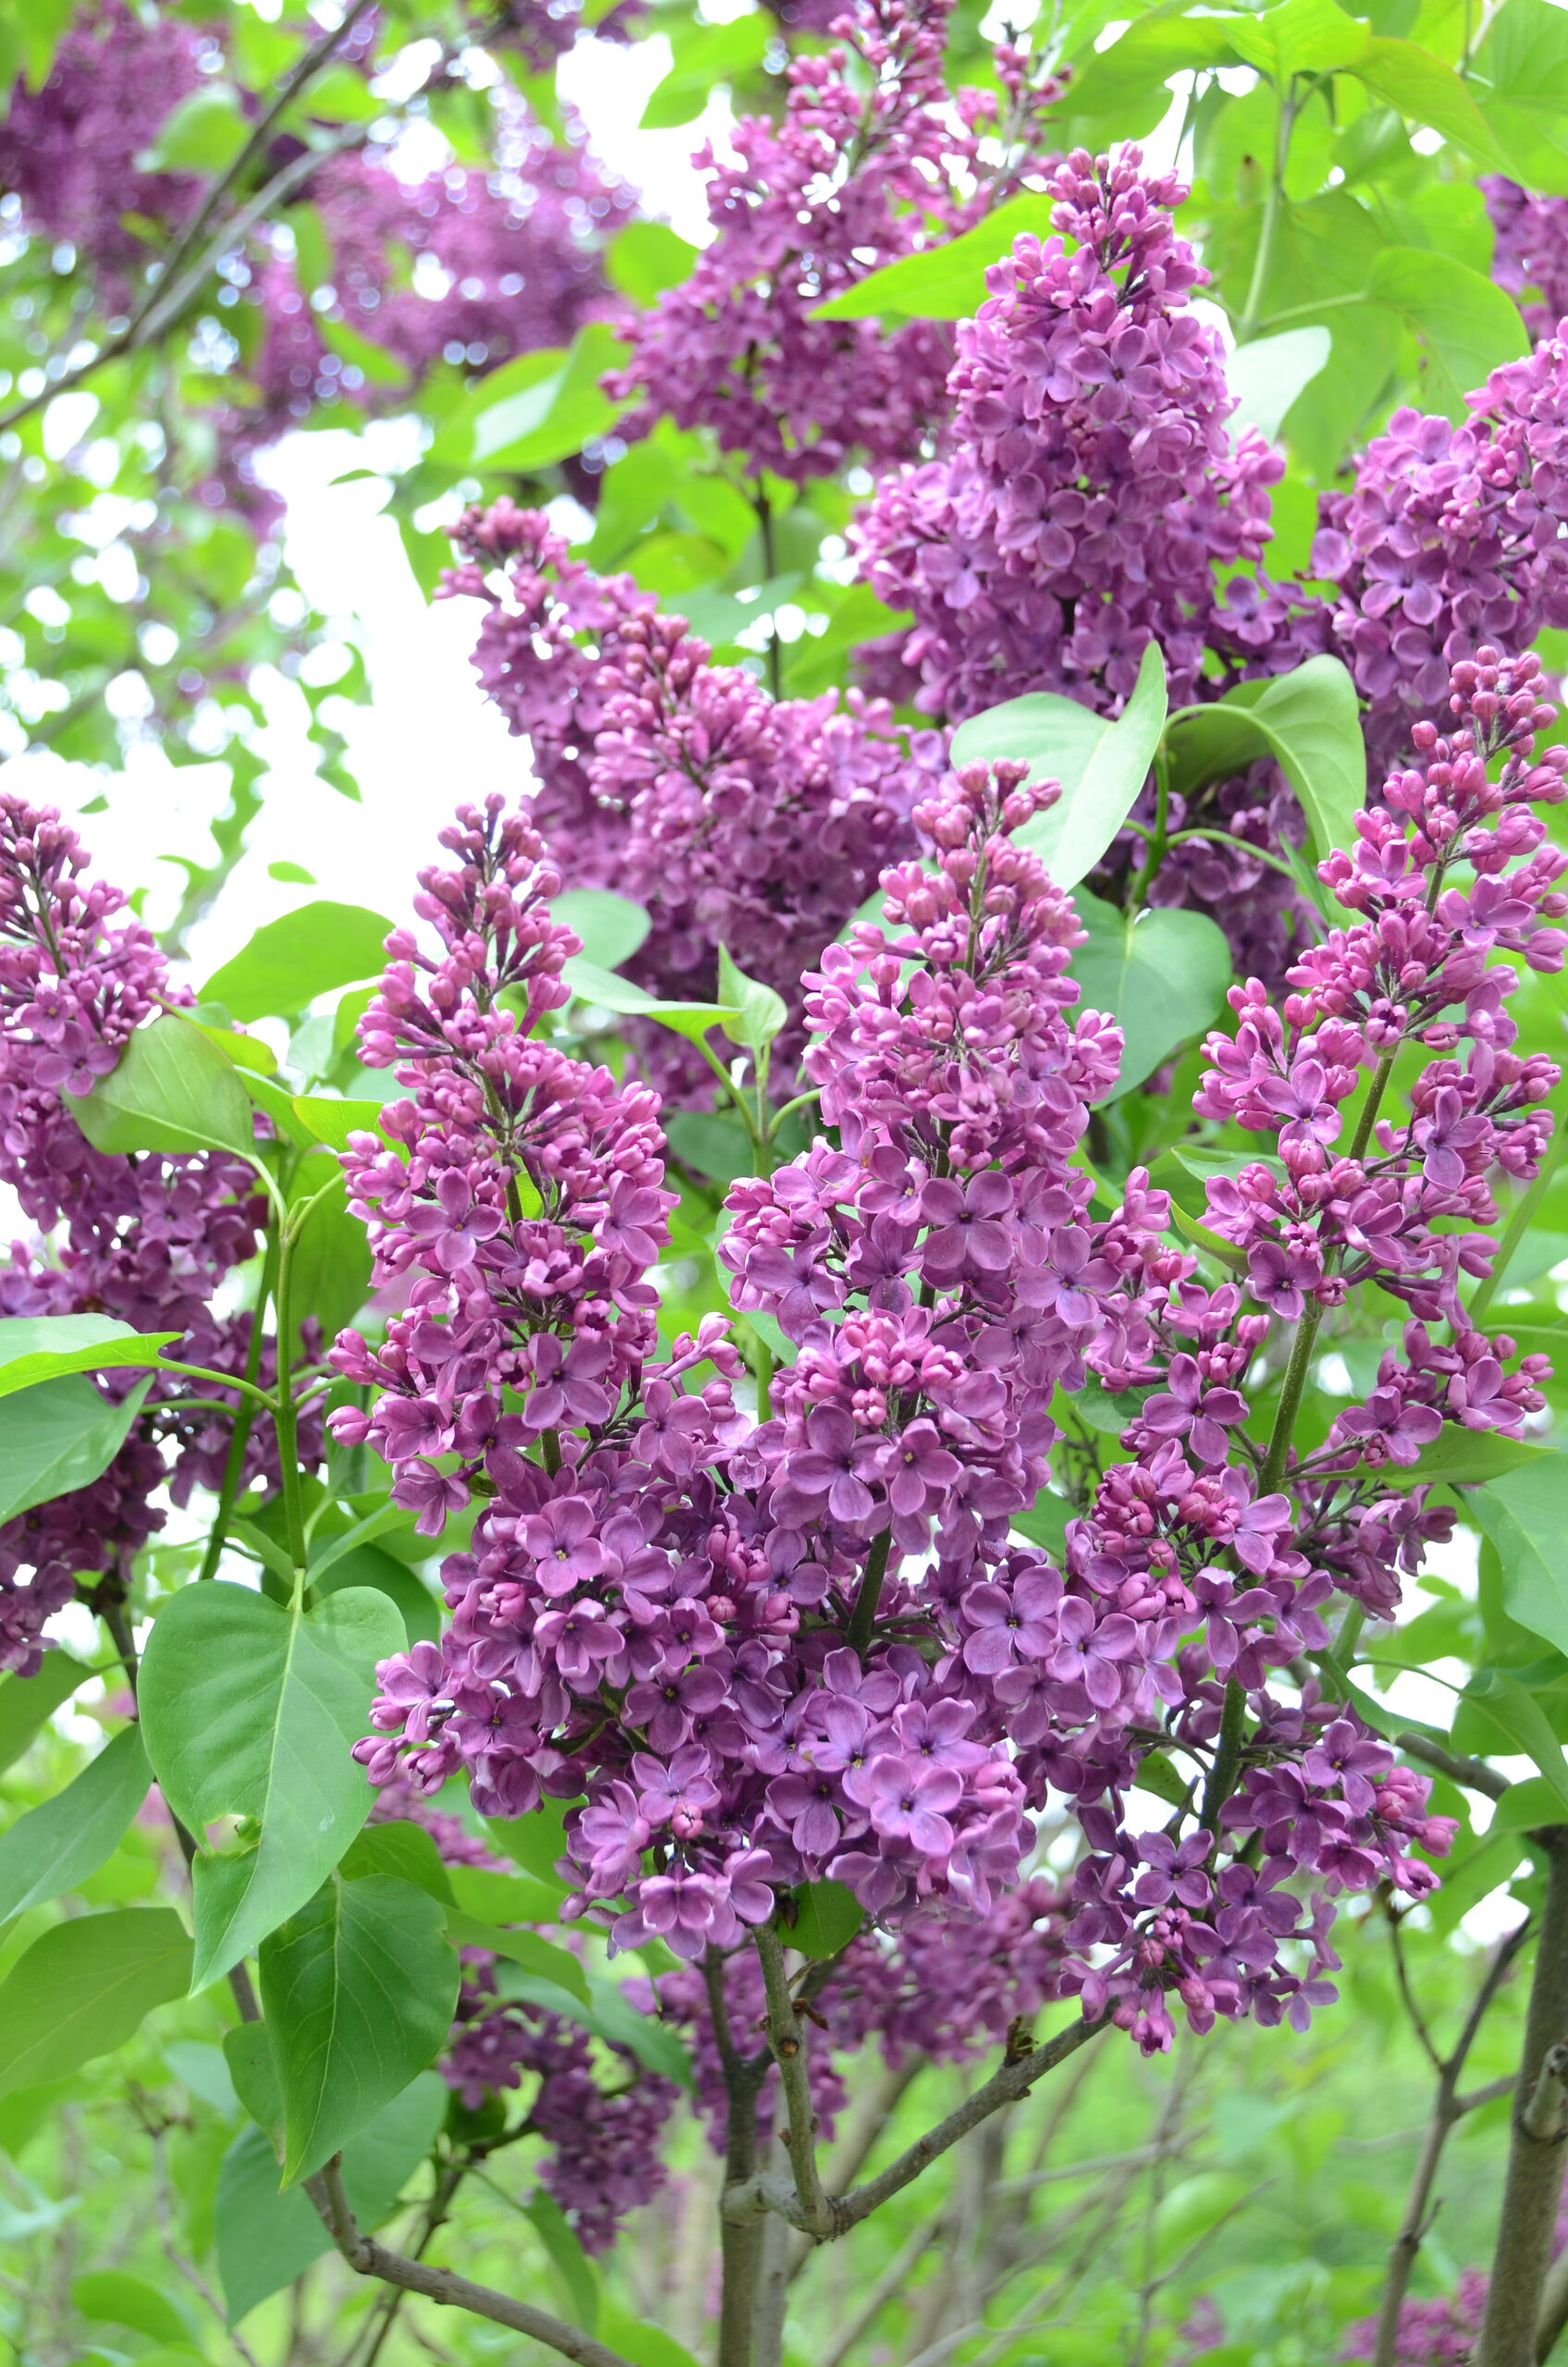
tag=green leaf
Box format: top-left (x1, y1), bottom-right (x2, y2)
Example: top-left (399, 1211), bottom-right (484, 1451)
top-left (71, 2273), bottom-right (194, 2346)
top-left (639, 14), bottom-right (770, 129)
top-left (1226, 326), bottom-right (1331, 446)
top-left (317, 312), bottom-right (406, 389)
top-left (1350, 35), bottom-right (1505, 161)
top-left (1226, 0), bottom-right (1369, 79)
top-left (717, 946), bottom-right (788, 1054)
top-left (1475, 0), bottom-right (1568, 196)
top-left (139, 1582), bottom-right (404, 1989)
top-left (584, 1973), bottom-right (694, 2088)
top-left (1069, 891), bottom-right (1232, 1098)
top-left (552, 889), bottom-right (651, 973)
top-left (1488, 1774), bottom-right (1567, 1835)
top-left (289, 1095), bottom-right (386, 1150)
top-left (436, 323), bottom-right (630, 473)
top-left (0, 1374), bottom-right (154, 1525)
top-left (341, 1819), bottom-right (456, 1906)
top-left (0, 1909), bottom-right (192, 2098)
top-left (215, 2073), bottom-right (447, 2324)
top-left (261, 1873), bottom-right (459, 2184)
top-left (525, 2187), bottom-right (599, 2329)
top-left (68, 1014), bottom-right (258, 1159)
top-left (201, 901), bottom-right (393, 1024)
top-left (1452, 1668), bottom-right (1568, 1811)
top-left (447, 1861), bottom-right (565, 1925)
top-left (484, 1797), bottom-right (576, 1889)
top-left (0, 1314), bottom-right (178, 1399)
top-left (285, 1165), bottom-right (373, 1352)
top-left (313, 1545), bottom-right (439, 1647)
top-left (0, 1653), bottom-right (91, 1775)
top-left (561, 956), bottom-right (743, 1047)
top-left (0, 1723), bottom-right (149, 1921)
top-left (606, 223), bottom-right (698, 305)
top-left (444, 1909), bottom-right (589, 2001)
top-left (1133, 1749), bottom-right (1192, 1811)
top-left (297, 60), bottom-right (386, 124)
top-left (596, 2311), bottom-right (704, 2367)
top-left (137, 82), bottom-right (249, 173)
top-left (788, 1879), bottom-right (863, 1959)
top-left (1011, 1489), bottom-right (1070, 1558)
top-left (666, 1109), bottom-right (754, 1187)
top-left (1471, 1457), bottom-right (1568, 1660)
top-left (812, 190), bottom-right (1056, 322)
top-left (950, 640), bottom-right (1168, 890)
top-left (1166, 657), bottom-right (1365, 865)
top-left (1366, 246), bottom-right (1529, 418)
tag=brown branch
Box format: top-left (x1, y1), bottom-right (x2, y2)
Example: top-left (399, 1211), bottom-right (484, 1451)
top-left (307, 2162), bottom-right (634, 2367)
top-left (724, 2012), bottom-right (1109, 2239)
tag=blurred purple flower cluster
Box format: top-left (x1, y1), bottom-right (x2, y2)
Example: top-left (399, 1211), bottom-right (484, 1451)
top-left (1485, 175), bottom-right (1568, 342)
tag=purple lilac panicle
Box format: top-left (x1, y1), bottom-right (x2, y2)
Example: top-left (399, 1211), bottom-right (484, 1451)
top-left (852, 146), bottom-right (1281, 721)
top-left (442, 501), bottom-right (939, 1077)
top-left (0, 800), bottom-right (274, 1671)
top-left (606, 0), bottom-right (1061, 480)
top-left (340, 648), bottom-right (1560, 2049)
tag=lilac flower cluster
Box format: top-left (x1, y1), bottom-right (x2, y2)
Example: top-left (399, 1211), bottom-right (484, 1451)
top-left (0, 0), bottom-right (204, 301)
top-left (1302, 337), bottom-right (1568, 775)
top-left (852, 146), bottom-right (1281, 720)
top-left (341, 644), bottom-right (1560, 2056)
top-left (850, 153), bottom-right (1568, 985)
top-left (0, 799), bottom-right (275, 1671)
top-left (443, 501), bottom-right (940, 1077)
top-left (1485, 176), bottom-right (1568, 342)
top-left (1337, 2274), bottom-right (1488, 2365)
top-left (234, 123), bottom-right (634, 441)
top-left (606, 0), bottom-right (1060, 479)
top-left (328, 793), bottom-right (677, 1535)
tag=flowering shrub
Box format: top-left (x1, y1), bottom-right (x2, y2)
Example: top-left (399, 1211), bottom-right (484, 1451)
top-left (10, 6), bottom-right (1568, 2367)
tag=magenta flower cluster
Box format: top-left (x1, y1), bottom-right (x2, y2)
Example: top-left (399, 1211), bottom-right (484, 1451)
top-left (443, 500), bottom-right (942, 1076)
top-left (606, 0), bottom-right (1060, 480)
top-left (852, 145), bottom-right (1281, 720)
top-left (0, 798), bottom-right (276, 1672)
top-left (339, 647), bottom-right (1558, 2058)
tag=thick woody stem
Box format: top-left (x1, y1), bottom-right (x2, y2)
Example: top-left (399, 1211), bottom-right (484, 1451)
top-left (707, 1951), bottom-right (771, 2367)
top-left (1476, 1831), bottom-right (1568, 2367)
top-left (308, 2161), bottom-right (633, 2367)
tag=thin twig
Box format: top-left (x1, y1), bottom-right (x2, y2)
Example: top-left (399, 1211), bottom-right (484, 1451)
top-left (306, 2162), bottom-right (633, 2367)
top-left (725, 2012), bottom-right (1109, 2238)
